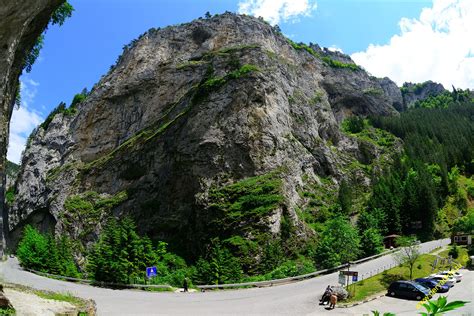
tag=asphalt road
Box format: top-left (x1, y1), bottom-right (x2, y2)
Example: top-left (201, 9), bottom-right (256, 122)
top-left (0, 238), bottom-right (450, 315)
top-left (320, 268), bottom-right (473, 316)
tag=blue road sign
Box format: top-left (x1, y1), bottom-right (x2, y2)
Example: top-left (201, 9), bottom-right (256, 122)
top-left (352, 275), bottom-right (358, 282)
top-left (146, 266), bottom-right (157, 278)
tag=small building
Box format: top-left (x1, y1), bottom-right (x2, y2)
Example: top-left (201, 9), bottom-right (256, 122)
top-left (383, 234), bottom-right (401, 249)
top-left (452, 233), bottom-right (473, 246)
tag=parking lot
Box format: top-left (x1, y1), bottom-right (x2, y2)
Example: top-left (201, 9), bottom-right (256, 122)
top-left (310, 268), bottom-right (473, 315)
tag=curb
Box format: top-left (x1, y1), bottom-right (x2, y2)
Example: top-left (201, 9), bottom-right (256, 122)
top-left (338, 294), bottom-right (386, 308)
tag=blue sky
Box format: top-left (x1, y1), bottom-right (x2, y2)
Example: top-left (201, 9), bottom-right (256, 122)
top-left (10, 0), bottom-right (474, 163)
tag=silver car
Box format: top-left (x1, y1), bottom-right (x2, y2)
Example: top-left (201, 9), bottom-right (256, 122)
top-left (439, 270), bottom-right (462, 282)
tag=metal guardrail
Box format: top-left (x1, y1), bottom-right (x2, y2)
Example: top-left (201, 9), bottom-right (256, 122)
top-left (196, 240), bottom-right (451, 290)
top-left (196, 249), bottom-right (402, 290)
top-left (24, 268), bottom-right (173, 290)
top-left (196, 263), bottom-right (350, 290)
top-left (196, 249), bottom-right (399, 290)
top-left (22, 239), bottom-right (450, 291)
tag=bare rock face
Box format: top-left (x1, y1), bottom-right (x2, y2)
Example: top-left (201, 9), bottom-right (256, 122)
top-left (0, 0), bottom-right (65, 252)
top-left (5, 161), bottom-right (19, 189)
top-left (401, 81), bottom-right (446, 108)
top-left (9, 13), bottom-right (401, 262)
top-left (378, 77), bottom-right (405, 112)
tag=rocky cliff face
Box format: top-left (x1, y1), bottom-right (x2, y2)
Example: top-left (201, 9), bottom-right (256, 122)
top-left (401, 81), bottom-right (446, 108)
top-left (5, 161), bottom-right (19, 189)
top-left (0, 0), bottom-right (64, 252)
top-left (9, 13), bottom-right (402, 262)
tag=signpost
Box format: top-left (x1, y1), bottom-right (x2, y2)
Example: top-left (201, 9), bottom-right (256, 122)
top-left (340, 270), bottom-right (358, 281)
top-left (340, 270), bottom-right (358, 297)
top-left (338, 272), bottom-right (346, 285)
top-left (146, 266), bottom-right (157, 279)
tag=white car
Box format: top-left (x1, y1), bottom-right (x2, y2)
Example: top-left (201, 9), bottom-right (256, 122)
top-left (429, 274), bottom-right (457, 287)
top-left (439, 270), bottom-right (462, 282)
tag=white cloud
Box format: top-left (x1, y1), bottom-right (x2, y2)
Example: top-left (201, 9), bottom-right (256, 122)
top-left (238, 0), bottom-right (317, 25)
top-left (8, 78), bottom-right (43, 164)
top-left (327, 46), bottom-right (343, 53)
top-left (351, 0), bottom-right (474, 89)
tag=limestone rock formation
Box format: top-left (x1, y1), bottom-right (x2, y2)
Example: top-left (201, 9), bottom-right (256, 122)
top-left (0, 0), bottom-right (65, 252)
top-left (401, 81), bottom-right (446, 108)
top-left (9, 13), bottom-right (402, 262)
top-left (378, 77), bottom-right (405, 111)
top-left (5, 161), bottom-right (19, 189)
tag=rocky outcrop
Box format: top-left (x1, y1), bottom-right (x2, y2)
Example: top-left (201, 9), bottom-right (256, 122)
top-left (401, 81), bottom-right (446, 108)
top-left (378, 77), bottom-right (405, 111)
top-left (0, 0), bottom-right (65, 252)
top-left (9, 13), bottom-right (401, 262)
top-left (5, 161), bottom-right (19, 189)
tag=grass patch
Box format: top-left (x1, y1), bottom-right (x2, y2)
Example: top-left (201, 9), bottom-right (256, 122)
top-left (363, 87), bottom-right (384, 96)
top-left (46, 162), bottom-right (77, 182)
top-left (176, 60), bottom-right (208, 70)
top-left (344, 254), bottom-right (450, 303)
top-left (3, 284), bottom-right (94, 315)
top-left (321, 56), bottom-right (360, 70)
top-left (438, 245), bottom-right (470, 267)
top-left (34, 290), bottom-right (83, 305)
top-left (0, 307), bottom-right (15, 315)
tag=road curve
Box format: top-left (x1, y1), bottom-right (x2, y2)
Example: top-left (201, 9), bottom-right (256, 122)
top-left (0, 239), bottom-right (450, 315)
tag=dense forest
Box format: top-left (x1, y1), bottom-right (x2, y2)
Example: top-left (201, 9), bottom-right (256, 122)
top-left (16, 88), bottom-right (474, 287)
top-left (370, 91), bottom-right (474, 240)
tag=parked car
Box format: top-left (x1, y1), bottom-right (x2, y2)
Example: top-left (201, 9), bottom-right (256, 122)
top-left (439, 270), bottom-right (462, 282)
top-left (428, 274), bottom-right (456, 287)
top-left (414, 278), bottom-right (449, 293)
top-left (387, 281), bottom-right (431, 300)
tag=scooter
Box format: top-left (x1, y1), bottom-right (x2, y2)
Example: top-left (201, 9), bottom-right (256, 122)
top-left (319, 290), bottom-right (332, 305)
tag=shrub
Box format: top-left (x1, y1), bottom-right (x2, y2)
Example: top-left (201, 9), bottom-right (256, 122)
top-left (342, 117), bottom-right (365, 134)
top-left (5, 188), bottom-right (15, 206)
top-left (448, 244), bottom-right (459, 259)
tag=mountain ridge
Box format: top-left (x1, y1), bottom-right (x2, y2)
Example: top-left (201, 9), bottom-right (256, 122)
top-left (9, 13), bottom-right (405, 266)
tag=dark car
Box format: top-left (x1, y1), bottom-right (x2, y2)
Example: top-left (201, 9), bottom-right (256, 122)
top-left (387, 281), bottom-right (431, 300)
top-left (415, 278), bottom-right (449, 293)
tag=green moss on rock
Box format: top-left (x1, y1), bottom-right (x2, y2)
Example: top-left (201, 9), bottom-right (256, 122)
top-left (61, 191), bottom-right (128, 238)
top-left (207, 171), bottom-right (284, 226)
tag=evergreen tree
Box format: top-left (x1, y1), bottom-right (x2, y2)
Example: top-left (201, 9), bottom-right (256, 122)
top-left (87, 217), bottom-right (160, 283)
top-left (314, 217), bottom-right (360, 268)
top-left (338, 180), bottom-right (353, 215)
top-left (359, 228), bottom-right (384, 257)
top-left (17, 225), bottom-right (49, 272)
top-left (194, 239), bottom-right (242, 285)
top-left (16, 225), bottom-right (78, 277)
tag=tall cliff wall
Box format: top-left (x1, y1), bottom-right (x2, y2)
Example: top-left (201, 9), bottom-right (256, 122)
top-left (0, 0), bottom-right (64, 253)
top-left (9, 13), bottom-right (402, 263)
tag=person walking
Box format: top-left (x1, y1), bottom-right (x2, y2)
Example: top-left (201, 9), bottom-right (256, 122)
top-left (183, 277), bottom-right (189, 292)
